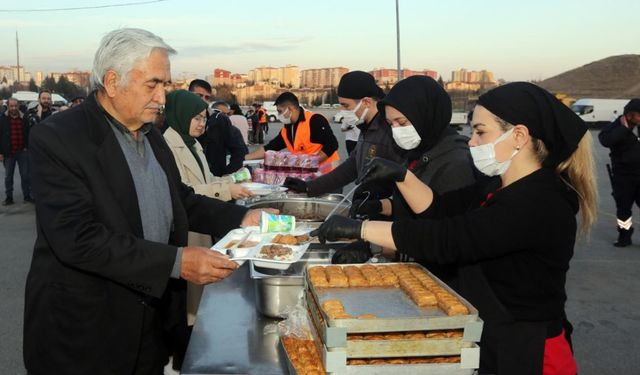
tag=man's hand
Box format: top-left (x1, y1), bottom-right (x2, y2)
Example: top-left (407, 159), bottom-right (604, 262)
top-left (241, 208), bottom-right (280, 227)
top-left (229, 184), bottom-right (254, 200)
top-left (310, 216), bottom-right (362, 244)
top-left (283, 177), bottom-right (308, 193)
top-left (357, 157), bottom-right (407, 186)
top-left (180, 247), bottom-right (239, 285)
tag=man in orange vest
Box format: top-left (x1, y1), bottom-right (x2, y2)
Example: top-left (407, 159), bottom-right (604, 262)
top-left (245, 92), bottom-right (339, 173)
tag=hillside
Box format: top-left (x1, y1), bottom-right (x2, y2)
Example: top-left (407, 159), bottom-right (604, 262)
top-left (539, 54), bottom-right (640, 99)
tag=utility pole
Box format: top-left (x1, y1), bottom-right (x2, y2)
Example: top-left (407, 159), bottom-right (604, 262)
top-left (16, 31), bottom-right (21, 83)
top-left (395, 0), bottom-right (402, 81)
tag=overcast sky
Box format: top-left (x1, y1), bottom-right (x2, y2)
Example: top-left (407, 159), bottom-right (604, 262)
top-left (1, 0), bottom-right (638, 81)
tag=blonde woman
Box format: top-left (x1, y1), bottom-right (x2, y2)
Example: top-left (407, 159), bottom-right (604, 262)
top-left (312, 82), bottom-right (597, 375)
top-left (163, 90), bottom-right (252, 324)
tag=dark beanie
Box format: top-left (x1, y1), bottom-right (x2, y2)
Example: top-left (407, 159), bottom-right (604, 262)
top-left (624, 98), bottom-right (640, 114)
top-left (337, 71), bottom-right (385, 100)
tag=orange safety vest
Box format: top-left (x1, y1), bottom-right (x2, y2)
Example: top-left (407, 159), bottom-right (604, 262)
top-left (257, 108), bottom-right (267, 124)
top-left (280, 110), bottom-right (340, 173)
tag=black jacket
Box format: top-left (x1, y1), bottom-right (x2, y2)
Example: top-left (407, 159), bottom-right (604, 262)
top-left (392, 168), bottom-right (578, 323)
top-left (26, 104), bottom-right (54, 126)
top-left (199, 110), bottom-right (248, 177)
top-left (0, 111), bottom-right (29, 157)
top-left (598, 115), bottom-right (640, 175)
top-left (24, 94), bottom-right (248, 375)
top-left (307, 113), bottom-right (405, 198)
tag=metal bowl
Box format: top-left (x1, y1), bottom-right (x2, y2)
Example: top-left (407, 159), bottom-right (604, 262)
top-left (251, 250), bottom-right (332, 318)
top-left (244, 194), bottom-right (350, 222)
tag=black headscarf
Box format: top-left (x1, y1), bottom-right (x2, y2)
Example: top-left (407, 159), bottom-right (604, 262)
top-left (477, 82), bottom-right (587, 168)
top-left (377, 76), bottom-right (452, 155)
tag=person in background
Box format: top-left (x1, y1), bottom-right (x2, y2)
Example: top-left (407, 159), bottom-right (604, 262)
top-left (598, 98), bottom-right (640, 247)
top-left (203, 100), bottom-right (248, 176)
top-left (228, 103), bottom-right (250, 145)
top-left (251, 102), bottom-right (267, 144)
top-left (245, 92), bottom-right (339, 174)
top-left (312, 82), bottom-right (597, 375)
top-left (0, 97), bottom-right (32, 205)
top-left (163, 89), bottom-right (252, 327)
top-left (70, 96), bottom-right (85, 107)
top-left (283, 71), bottom-right (404, 201)
top-left (341, 113), bottom-right (360, 155)
top-left (188, 79), bottom-right (213, 104)
top-left (27, 90), bottom-right (55, 126)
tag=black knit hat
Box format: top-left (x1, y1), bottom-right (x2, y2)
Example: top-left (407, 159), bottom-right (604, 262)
top-left (275, 92), bottom-right (299, 106)
top-left (624, 98), bottom-right (640, 114)
top-left (337, 71), bottom-right (385, 100)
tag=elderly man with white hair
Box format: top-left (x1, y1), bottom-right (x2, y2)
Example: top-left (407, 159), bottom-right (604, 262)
top-left (23, 28), bottom-right (268, 374)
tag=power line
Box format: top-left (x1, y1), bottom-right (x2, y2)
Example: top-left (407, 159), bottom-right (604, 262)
top-left (0, 0), bottom-right (168, 13)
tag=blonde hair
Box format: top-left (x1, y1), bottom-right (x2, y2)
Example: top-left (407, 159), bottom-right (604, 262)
top-left (496, 118), bottom-right (598, 238)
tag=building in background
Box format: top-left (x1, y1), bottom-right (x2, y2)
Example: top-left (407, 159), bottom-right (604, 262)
top-left (447, 68), bottom-right (497, 91)
top-left (248, 65), bottom-right (300, 88)
top-left (369, 68), bottom-right (439, 86)
top-left (35, 71), bottom-right (43, 87)
top-left (300, 67), bottom-right (348, 88)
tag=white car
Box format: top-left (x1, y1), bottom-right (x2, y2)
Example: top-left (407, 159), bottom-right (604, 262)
top-left (333, 110), bottom-right (350, 123)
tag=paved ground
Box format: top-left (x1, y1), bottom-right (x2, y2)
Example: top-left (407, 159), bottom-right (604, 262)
top-left (1, 116), bottom-right (639, 374)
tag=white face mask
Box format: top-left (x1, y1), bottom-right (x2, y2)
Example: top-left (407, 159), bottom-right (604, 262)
top-left (343, 100), bottom-right (369, 128)
top-left (470, 128), bottom-right (519, 176)
top-left (392, 124), bottom-right (422, 150)
top-left (277, 108), bottom-right (291, 125)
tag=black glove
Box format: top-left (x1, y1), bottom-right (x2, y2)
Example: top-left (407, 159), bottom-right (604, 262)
top-left (310, 216), bottom-right (362, 244)
top-left (349, 199), bottom-right (382, 219)
top-left (283, 177), bottom-right (308, 193)
top-left (332, 240), bottom-right (372, 264)
top-left (357, 157), bottom-right (407, 186)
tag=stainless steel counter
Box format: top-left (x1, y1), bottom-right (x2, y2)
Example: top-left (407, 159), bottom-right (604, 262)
top-left (181, 263), bottom-right (289, 375)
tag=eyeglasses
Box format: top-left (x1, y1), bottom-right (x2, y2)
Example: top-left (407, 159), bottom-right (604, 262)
top-left (193, 115), bottom-right (207, 123)
top-left (195, 93), bottom-right (211, 101)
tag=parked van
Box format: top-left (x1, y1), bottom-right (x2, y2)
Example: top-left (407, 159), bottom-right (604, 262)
top-left (571, 98), bottom-right (630, 127)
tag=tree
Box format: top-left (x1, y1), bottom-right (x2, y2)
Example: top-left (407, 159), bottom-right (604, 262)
top-left (41, 76), bottom-right (57, 92)
top-left (28, 78), bottom-right (38, 92)
top-left (213, 84), bottom-right (237, 103)
top-left (383, 82), bottom-right (392, 94)
top-left (437, 76), bottom-right (445, 87)
top-left (0, 87), bottom-right (12, 100)
top-left (312, 95), bottom-right (322, 107)
top-left (327, 88), bottom-right (338, 104)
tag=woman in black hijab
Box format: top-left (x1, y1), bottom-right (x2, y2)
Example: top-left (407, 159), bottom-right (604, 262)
top-left (312, 82), bottom-right (597, 374)
top-left (343, 76), bottom-right (476, 277)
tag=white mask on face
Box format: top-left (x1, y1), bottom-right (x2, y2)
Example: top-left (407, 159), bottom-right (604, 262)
top-left (392, 124), bottom-right (422, 150)
top-left (470, 128), bottom-right (519, 176)
top-left (277, 108), bottom-right (291, 124)
top-left (343, 100), bottom-right (369, 127)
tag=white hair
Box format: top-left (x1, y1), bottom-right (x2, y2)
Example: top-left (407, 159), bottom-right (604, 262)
top-left (90, 28), bottom-right (176, 90)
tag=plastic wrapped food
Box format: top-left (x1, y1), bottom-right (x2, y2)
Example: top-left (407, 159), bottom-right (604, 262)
top-left (260, 211), bottom-right (296, 233)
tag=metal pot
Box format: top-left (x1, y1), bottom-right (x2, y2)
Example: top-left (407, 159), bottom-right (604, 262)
top-left (251, 250), bottom-right (331, 318)
top-left (243, 194), bottom-right (350, 222)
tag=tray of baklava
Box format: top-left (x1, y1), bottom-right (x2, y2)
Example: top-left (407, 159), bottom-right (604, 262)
top-left (304, 263), bottom-right (480, 333)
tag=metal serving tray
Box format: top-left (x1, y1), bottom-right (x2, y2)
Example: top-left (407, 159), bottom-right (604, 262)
top-left (305, 289), bottom-right (480, 359)
top-left (305, 263), bottom-right (482, 333)
top-left (280, 308), bottom-right (479, 375)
